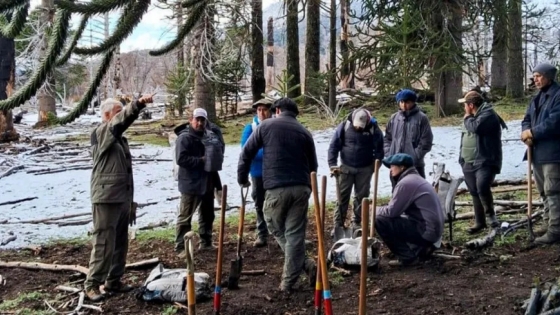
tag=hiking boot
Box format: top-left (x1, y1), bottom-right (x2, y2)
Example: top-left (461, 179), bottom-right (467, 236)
top-left (253, 236), bottom-right (267, 248)
top-left (468, 196), bottom-right (486, 234)
top-left (198, 242), bottom-right (217, 251)
top-left (104, 281), bottom-right (134, 293)
top-left (304, 259), bottom-right (317, 288)
top-left (488, 215), bottom-right (500, 228)
top-left (533, 233), bottom-right (560, 245)
top-left (534, 225), bottom-right (548, 236)
top-left (388, 257), bottom-right (420, 267)
top-left (85, 286), bottom-right (105, 302)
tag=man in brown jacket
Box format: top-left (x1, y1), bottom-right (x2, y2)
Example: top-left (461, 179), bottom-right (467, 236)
top-left (84, 95), bottom-right (153, 302)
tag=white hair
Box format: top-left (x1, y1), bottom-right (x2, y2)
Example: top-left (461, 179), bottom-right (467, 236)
top-left (100, 98), bottom-right (122, 118)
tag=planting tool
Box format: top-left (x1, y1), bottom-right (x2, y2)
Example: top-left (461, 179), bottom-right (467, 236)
top-left (227, 186), bottom-right (250, 290)
top-left (314, 176), bottom-right (327, 315)
top-left (184, 231), bottom-right (197, 315)
top-left (332, 171), bottom-right (353, 241)
top-left (359, 198), bottom-right (370, 315)
top-left (527, 147), bottom-right (535, 241)
top-left (370, 159), bottom-right (381, 238)
top-left (213, 186), bottom-right (227, 315)
top-left (311, 172), bottom-right (334, 315)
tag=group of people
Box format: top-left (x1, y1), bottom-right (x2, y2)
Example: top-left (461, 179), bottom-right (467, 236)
top-left (82, 61), bottom-right (560, 301)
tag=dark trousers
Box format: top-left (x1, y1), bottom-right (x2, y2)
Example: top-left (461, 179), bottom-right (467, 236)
top-left (251, 176), bottom-right (269, 238)
top-left (390, 166), bottom-right (425, 188)
top-left (198, 175), bottom-right (216, 245)
top-left (375, 215), bottom-right (432, 262)
top-left (462, 163), bottom-right (496, 222)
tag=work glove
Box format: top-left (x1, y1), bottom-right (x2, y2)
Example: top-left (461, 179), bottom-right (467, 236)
top-left (521, 129), bottom-right (533, 142)
top-left (240, 181), bottom-right (251, 188)
top-left (129, 202), bottom-right (137, 226)
top-left (330, 166), bottom-right (341, 176)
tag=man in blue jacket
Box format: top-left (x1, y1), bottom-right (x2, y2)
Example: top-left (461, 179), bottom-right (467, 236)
top-left (240, 98), bottom-right (273, 247)
top-left (328, 108), bottom-right (384, 233)
top-left (521, 62), bottom-right (560, 245)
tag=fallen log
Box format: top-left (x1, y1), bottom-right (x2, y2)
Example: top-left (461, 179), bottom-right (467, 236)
top-left (525, 287), bottom-right (541, 315)
top-left (456, 200), bottom-right (543, 207)
top-left (27, 164), bottom-right (91, 174)
top-left (241, 269), bottom-right (266, 276)
top-left (0, 197), bottom-right (38, 207)
top-left (541, 306), bottom-right (560, 315)
top-left (542, 285), bottom-right (558, 312)
top-left (0, 258), bottom-right (160, 275)
top-left (0, 235), bottom-right (17, 246)
top-left (125, 258), bottom-right (160, 270)
top-left (1, 212), bottom-right (91, 224)
top-left (56, 219), bottom-right (92, 227)
top-left (0, 165), bottom-right (24, 179)
top-left (455, 208), bottom-right (523, 221)
top-left (55, 285), bottom-right (81, 293)
top-left (465, 228), bottom-right (497, 250)
top-left (23, 145), bottom-right (49, 156)
top-left (138, 221), bottom-right (169, 231)
top-left (34, 165), bottom-right (92, 175)
top-left (137, 201), bottom-right (158, 208)
top-left (432, 253), bottom-right (462, 260)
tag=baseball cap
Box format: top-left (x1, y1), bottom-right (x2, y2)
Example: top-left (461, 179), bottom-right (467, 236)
top-left (458, 91), bottom-right (483, 104)
top-left (352, 109), bottom-right (370, 129)
top-left (193, 108), bottom-right (207, 119)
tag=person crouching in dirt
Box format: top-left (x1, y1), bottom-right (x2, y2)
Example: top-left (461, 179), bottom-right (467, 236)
top-left (383, 89), bottom-right (433, 186)
top-left (175, 108), bottom-right (224, 253)
top-left (84, 95), bottom-right (153, 302)
top-left (240, 98), bottom-right (273, 247)
top-left (521, 62), bottom-right (560, 245)
top-left (327, 108), bottom-right (384, 234)
top-left (458, 90), bottom-right (507, 234)
top-left (238, 98), bottom-right (318, 292)
top-left (375, 153), bottom-right (444, 267)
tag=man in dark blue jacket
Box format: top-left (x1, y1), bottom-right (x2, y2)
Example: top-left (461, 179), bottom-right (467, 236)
top-left (238, 98), bottom-right (318, 292)
top-left (521, 62), bottom-right (560, 244)
top-left (328, 108), bottom-right (384, 232)
top-left (458, 90), bottom-right (507, 234)
top-left (240, 98), bottom-right (273, 247)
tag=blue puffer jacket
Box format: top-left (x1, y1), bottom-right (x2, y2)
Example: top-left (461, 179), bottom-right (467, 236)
top-left (240, 116), bottom-right (264, 177)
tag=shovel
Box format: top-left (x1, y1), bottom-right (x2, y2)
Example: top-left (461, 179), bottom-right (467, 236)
top-left (227, 186), bottom-right (250, 290)
top-left (213, 186), bottom-right (227, 315)
top-left (184, 231), bottom-right (197, 315)
top-left (359, 198), bottom-right (370, 315)
top-left (332, 171), bottom-right (353, 241)
top-left (527, 146), bottom-right (535, 241)
top-left (314, 176), bottom-right (327, 315)
top-left (369, 160), bottom-right (381, 238)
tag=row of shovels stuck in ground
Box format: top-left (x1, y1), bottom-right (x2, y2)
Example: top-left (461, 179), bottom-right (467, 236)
top-left (181, 160), bottom-right (381, 315)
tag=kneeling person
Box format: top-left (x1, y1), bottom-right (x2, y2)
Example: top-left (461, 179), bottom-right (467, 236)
top-left (375, 153), bottom-right (444, 266)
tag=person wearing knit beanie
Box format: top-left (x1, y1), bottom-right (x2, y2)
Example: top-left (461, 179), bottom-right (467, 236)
top-left (521, 62), bottom-right (560, 245)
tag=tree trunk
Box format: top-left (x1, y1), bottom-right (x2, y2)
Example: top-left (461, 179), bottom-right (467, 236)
top-left (37, 0), bottom-right (56, 125)
top-left (339, 0), bottom-right (353, 89)
top-left (304, 0), bottom-right (321, 103)
top-left (286, 0), bottom-right (301, 98)
top-left (266, 17), bottom-right (274, 93)
top-left (506, 0), bottom-right (524, 99)
top-left (328, 0), bottom-right (337, 111)
top-left (193, 5), bottom-right (216, 121)
top-left (490, 0), bottom-right (507, 95)
top-left (176, 2), bottom-right (185, 117)
top-left (0, 32), bottom-right (19, 142)
top-left (251, 0), bottom-right (266, 103)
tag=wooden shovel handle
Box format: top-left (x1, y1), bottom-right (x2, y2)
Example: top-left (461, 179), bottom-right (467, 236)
top-left (359, 197), bottom-right (370, 315)
top-left (214, 185), bottom-right (227, 314)
top-left (236, 187), bottom-right (249, 255)
top-left (370, 159), bottom-right (381, 238)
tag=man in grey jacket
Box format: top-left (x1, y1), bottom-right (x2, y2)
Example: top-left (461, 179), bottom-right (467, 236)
top-left (521, 62), bottom-right (560, 244)
top-left (384, 89), bottom-right (433, 185)
top-left (375, 153), bottom-right (444, 266)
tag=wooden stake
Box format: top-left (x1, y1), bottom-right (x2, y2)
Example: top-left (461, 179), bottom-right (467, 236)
top-left (370, 160), bottom-right (380, 238)
top-left (359, 198), bottom-right (370, 315)
top-left (214, 185), bottom-right (227, 315)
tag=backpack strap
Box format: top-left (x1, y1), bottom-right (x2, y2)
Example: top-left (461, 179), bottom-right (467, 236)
top-left (340, 120), bottom-right (351, 144)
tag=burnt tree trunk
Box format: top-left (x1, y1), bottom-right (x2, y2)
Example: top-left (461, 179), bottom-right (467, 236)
top-left (506, 0), bottom-right (524, 99)
top-left (490, 0), bottom-right (507, 95)
top-left (0, 32), bottom-right (19, 142)
top-left (37, 0), bottom-right (56, 125)
top-left (286, 0), bottom-right (301, 98)
top-left (251, 0), bottom-right (266, 103)
top-left (339, 0), bottom-right (353, 89)
top-left (304, 0), bottom-right (321, 103)
top-left (266, 17), bottom-right (274, 92)
top-left (328, 0), bottom-right (337, 111)
top-left (193, 5), bottom-right (216, 121)
top-left (175, 2), bottom-right (185, 117)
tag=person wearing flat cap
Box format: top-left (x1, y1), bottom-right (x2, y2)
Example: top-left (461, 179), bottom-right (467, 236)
top-left (384, 89), bottom-right (433, 186)
top-left (328, 108), bottom-right (384, 234)
top-left (458, 90), bottom-right (507, 234)
top-left (374, 153), bottom-right (444, 267)
top-left (240, 98), bottom-right (273, 247)
top-left (521, 62), bottom-right (560, 244)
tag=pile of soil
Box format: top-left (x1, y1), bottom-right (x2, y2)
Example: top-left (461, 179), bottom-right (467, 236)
top-left (0, 216), bottom-right (557, 314)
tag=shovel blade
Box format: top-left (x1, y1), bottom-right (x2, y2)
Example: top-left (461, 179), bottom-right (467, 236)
top-left (333, 226), bottom-right (354, 241)
top-left (227, 258), bottom-right (243, 289)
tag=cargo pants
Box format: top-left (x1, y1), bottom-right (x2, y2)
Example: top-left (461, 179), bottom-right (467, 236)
top-left (335, 164), bottom-right (374, 226)
top-left (533, 163), bottom-right (560, 237)
top-left (84, 203), bottom-right (130, 289)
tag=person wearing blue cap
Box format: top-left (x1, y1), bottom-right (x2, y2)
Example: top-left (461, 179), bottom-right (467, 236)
top-left (522, 62), bottom-right (560, 245)
top-left (375, 153), bottom-right (444, 266)
top-left (384, 89), bottom-right (433, 186)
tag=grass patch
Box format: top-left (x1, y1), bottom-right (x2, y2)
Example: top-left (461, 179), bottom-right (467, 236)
top-left (0, 291), bottom-right (46, 312)
top-left (162, 305), bottom-right (178, 315)
top-left (136, 227), bottom-right (176, 244)
top-left (128, 133), bottom-right (169, 147)
top-left (328, 270), bottom-right (345, 286)
top-left (44, 235), bottom-right (88, 247)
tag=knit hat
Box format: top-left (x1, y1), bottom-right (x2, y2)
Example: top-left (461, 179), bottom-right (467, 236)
top-left (382, 153), bottom-right (414, 168)
top-left (352, 109), bottom-right (371, 129)
top-left (458, 90), bottom-right (484, 105)
top-left (533, 63), bottom-right (557, 81)
top-left (396, 89), bottom-right (417, 103)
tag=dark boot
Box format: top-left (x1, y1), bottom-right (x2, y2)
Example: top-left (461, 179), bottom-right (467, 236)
top-left (480, 195), bottom-right (499, 228)
top-left (467, 196), bottom-right (487, 234)
top-left (304, 258), bottom-right (317, 288)
top-left (534, 232), bottom-right (560, 245)
top-left (174, 224), bottom-right (190, 252)
top-left (85, 286), bottom-right (105, 302)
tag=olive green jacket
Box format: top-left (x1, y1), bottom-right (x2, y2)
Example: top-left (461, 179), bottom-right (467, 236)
top-left (90, 101), bottom-right (144, 203)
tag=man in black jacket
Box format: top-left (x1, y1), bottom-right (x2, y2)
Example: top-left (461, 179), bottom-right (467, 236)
top-left (328, 108), bottom-right (384, 232)
top-left (458, 90), bottom-right (507, 234)
top-left (521, 62), bottom-right (560, 244)
top-left (238, 98), bottom-right (318, 292)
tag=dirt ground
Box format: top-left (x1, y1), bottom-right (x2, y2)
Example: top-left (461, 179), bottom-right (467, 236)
top-left (1, 212), bottom-right (559, 315)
